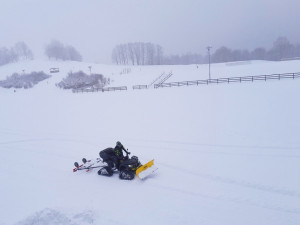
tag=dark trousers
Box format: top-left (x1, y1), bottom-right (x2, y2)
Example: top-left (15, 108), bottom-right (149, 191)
top-left (100, 151), bottom-right (118, 168)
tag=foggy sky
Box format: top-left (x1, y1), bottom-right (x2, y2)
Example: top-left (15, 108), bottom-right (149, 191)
top-left (1, 0), bottom-right (300, 63)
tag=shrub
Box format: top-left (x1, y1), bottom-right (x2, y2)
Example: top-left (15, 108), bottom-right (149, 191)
top-left (0, 71), bottom-right (50, 89)
top-left (56, 71), bottom-right (107, 90)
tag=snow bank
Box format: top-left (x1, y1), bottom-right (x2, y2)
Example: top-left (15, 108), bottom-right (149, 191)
top-left (15, 208), bottom-right (95, 225)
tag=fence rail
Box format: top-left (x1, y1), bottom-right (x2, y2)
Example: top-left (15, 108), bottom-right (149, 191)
top-left (72, 86), bottom-right (127, 93)
top-left (72, 72), bottom-right (300, 93)
top-left (133, 85), bottom-right (148, 90)
top-left (103, 86), bottom-right (127, 91)
top-left (154, 72), bottom-right (300, 88)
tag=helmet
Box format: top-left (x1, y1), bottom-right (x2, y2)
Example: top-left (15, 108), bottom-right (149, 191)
top-left (116, 141), bottom-right (122, 146)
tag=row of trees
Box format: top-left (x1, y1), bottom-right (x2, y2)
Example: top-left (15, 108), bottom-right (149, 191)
top-left (211, 37), bottom-right (300, 63)
top-left (0, 42), bottom-right (33, 66)
top-left (112, 42), bottom-right (163, 65)
top-left (0, 40), bottom-right (83, 67)
top-left (163, 53), bottom-right (204, 65)
top-left (1, 37), bottom-right (299, 66)
top-left (112, 37), bottom-right (300, 65)
top-left (45, 40), bottom-right (82, 61)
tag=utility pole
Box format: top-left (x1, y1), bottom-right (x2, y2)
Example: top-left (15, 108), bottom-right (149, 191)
top-left (207, 46), bottom-right (212, 80)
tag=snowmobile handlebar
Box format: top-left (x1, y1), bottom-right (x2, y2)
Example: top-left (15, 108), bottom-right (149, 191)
top-left (124, 149), bottom-right (131, 155)
top-left (123, 150), bottom-right (131, 160)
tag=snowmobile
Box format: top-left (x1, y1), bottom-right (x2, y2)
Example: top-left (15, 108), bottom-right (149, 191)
top-left (73, 153), bottom-right (157, 180)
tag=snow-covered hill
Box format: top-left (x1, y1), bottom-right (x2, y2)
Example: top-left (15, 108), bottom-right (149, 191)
top-left (0, 60), bottom-right (300, 225)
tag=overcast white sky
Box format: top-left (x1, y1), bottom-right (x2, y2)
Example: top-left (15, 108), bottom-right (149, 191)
top-left (1, 0), bottom-right (300, 63)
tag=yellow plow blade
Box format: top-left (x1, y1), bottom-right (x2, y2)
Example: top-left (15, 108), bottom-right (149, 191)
top-left (136, 159), bottom-right (158, 179)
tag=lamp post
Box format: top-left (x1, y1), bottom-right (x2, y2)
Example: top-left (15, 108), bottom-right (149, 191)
top-left (207, 46), bottom-right (212, 80)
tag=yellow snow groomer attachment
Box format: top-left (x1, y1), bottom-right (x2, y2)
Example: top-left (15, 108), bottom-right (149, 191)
top-left (136, 159), bottom-right (158, 179)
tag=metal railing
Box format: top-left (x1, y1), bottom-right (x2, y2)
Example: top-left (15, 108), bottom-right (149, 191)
top-left (157, 72), bottom-right (173, 85)
top-left (148, 72), bottom-right (165, 87)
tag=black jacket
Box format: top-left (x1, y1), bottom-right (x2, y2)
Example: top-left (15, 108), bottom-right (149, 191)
top-left (114, 144), bottom-right (127, 160)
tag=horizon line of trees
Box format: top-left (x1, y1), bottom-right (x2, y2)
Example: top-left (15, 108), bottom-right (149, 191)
top-left (0, 40), bottom-right (83, 67)
top-left (1, 37), bottom-right (300, 67)
top-left (45, 40), bottom-right (82, 62)
top-left (209, 36), bottom-right (300, 64)
top-left (0, 42), bottom-right (34, 66)
top-left (112, 42), bottom-right (163, 65)
top-left (112, 37), bottom-right (300, 65)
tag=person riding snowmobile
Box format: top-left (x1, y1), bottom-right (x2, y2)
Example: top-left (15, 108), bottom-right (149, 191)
top-left (99, 147), bottom-right (118, 169)
top-left (114, 141), bottom-right (130, 162)
top-left (97, 142), bottom-right (148, 180)
top-left (99, 141), bottom-right (130, 170)
top-left (75, 141), bottom-right (156, 180)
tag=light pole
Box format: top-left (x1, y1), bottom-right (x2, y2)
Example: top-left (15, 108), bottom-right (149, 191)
top-left (207, 46), bottom-right (212, 80)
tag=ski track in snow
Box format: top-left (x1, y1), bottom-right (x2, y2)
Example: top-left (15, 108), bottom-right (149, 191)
top-left (148, 182), bottom-right (300, 214)
top-left (1, 136), bottom-right (300, 160)
top-left (132, 143), bottom-right (300, 158)
top-left (131, 138), bottom-right (300, 151)
top-left (160, 163), bottom-right (300, 198)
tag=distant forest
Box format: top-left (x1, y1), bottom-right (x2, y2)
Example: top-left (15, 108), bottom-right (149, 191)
top-left (1, 37), bottom-right (300, 67)
top-left (0, 40), bottom-right (82, 66)
top-left (0, 42), bottom-right (34, 66)
top-left (112, 37), bottom-right (300, 65)
top-left (44, 40), bottom-right (82, 62)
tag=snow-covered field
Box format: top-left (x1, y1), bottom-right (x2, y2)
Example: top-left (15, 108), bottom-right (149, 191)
top-left (0, 60), bottom-right (300, 225)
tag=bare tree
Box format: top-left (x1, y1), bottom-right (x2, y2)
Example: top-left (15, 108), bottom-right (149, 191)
top-left (146, 43), bottom-right (155, 65)
top-left (13, 42), bottom-right (34, 60)
top-left (141, 43), bottom-right (146, 65)
top-left (0, 47), bottom-right (10, 65)
top-left (251, 47), bottom-right (266, 60)
top-left (156, 45), bottom-right (163, 65)
top-left (212, 46), bottom-right (232, 63)
top-left (112, 48), bottom-right (120, 64)
top-left (128, 43), bottom-right (135, 65)
top-left (112, 42), bottom-right (164, 65)
top-left (45, 40), bottom-right (82, 61)
top-left (0, 42), bottom-right (34, 65)
top-left (133, 43), bottom-right (142, 65)
top-left (65, 45), bottom-right (82, 61)
top-left (45, 40), bottom-right (65, 60)
top-left (268, 36), bottom-right (293, 60)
